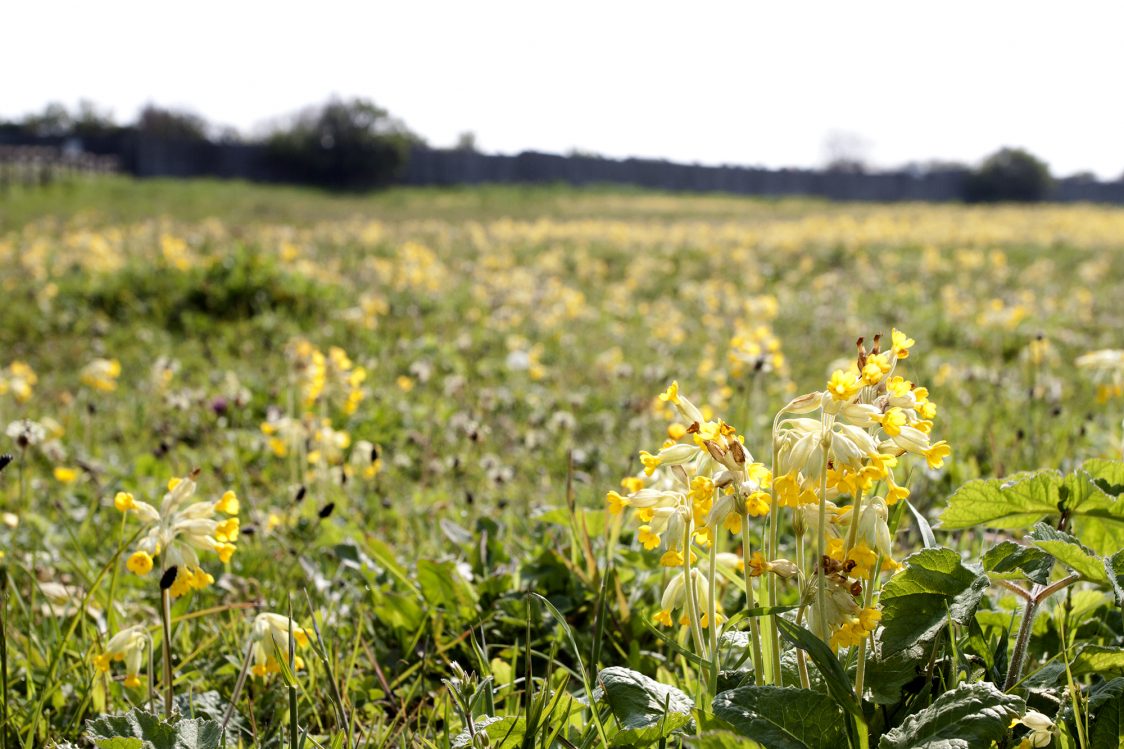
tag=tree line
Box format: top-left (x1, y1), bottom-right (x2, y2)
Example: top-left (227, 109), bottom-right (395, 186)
top-left (1, 99), bottom-right (1065, 201)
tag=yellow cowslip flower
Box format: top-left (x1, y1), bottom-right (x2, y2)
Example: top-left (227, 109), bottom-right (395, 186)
top-left (396, 376), bottom-right (414, 392)
top-left (861, 361), bottom-right (884, 386)
top-left (885, 472), bottom-right (910, 505)
top-left (114, 492), bottom-right (136, 512)
top-left (639, 451), bottom-right (661, 476)
top-left (745, 552), bottom-right (768, 577)
top-left (659, 549), bottom-right (684, 567)
top-left (667, 422), bottom-right (688, 440)
top-left (886, 376), bottom-right (912, 399)
top-left (620, 476), bottom-right (644, 494)
top-left (826, 369), bottom-right (862, 402)
top-left (80, 358), bottom-right (122, 393)
top-left (250, 613), bottom-right (312, 679)
top-left (891, 329), bottom-right (915, 359)
top-left (54, 466), bottom-right (79, 484)
top-left (637, 525), bottom-right (661, 550)
top-left (214, 490), bottom-right (240, 515)
top-left (872, 407), bottom-right (908, 437)
top-left (774, 472), bottom-right (817, 508)
top-left (606, 491), bottom-right (630, 515)
top-left (745, 490), bottom-right (771, 517)
top-left (658, 381), bottom-right (681, 406)
top-left (923, 441), bottom-right (952, 469)
top-left (127, 551), bottom-right (154, 575)
top-left (4, 361), bottom-right (37, 403)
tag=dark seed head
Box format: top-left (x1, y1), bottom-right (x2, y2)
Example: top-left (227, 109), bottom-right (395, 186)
top-left (295, 485), bottom-right (306, 503)
top-left (0, 455), bottom-right (12, 473)
top-left (318, 503), bottom-right (335, 519)
top-left (160, 566), bottom-right (178, 591)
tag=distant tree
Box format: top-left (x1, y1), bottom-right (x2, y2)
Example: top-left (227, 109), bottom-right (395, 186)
top-left (71, 99), bottom-right (119, 137)
top-left (136, 104), bottom-right (209, 141)
top-left (455, 131), bottom-right (478, 152)
top-left (266, 97), bottom-right (419, 189)
top-left (22, 102), bottom-right (72, 137)
top-left (823, 130), bottom-right (871, 174)
top-left (964, 147), bottom-right (1052, 202)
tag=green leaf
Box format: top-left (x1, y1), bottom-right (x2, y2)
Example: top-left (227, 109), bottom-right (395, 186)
top-left (1071, 645), bottom-right (1124, 678)
top-left (982, 541), bottom-right (1054, 585)
top-left (173, 692), bottom-right (246, 745)
top-left (1083, 459), bottom-right (1124, 496)
top-left (939, 472), bottom-right (1060, 531)
top-left (416, 559), bottom-right (478, 623)
top-left (878, 547), bottom-right (989, 656)
top-left (1087, 678), bottom-right (1124, 749)
top-left (684, 730), bottom-right (763, 748)
top-left (596, 666), bottom-right (693, 745)
top-left (711, 686), bottom-right (846, 749)
top-left (1107, 550), bottom-right (1124, 607)
top-left (865, 548), bottom-right (989, 704)
top-left (878, 682), bottom-right (1023, 749)
top-left (774, 617), bottom-right (861, 719)
top-left (1065, 470), bottom-right (1124, 556)
top-left (1028, 523), bottom-right (1108, 583)
top-left (450, 716), bottom-right (526, 748)
top-left (86, 709), bottom-right (223, 749)
top-left (95, 740), bottom-right (144, 749)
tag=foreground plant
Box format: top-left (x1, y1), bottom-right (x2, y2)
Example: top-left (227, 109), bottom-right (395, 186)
top-left (610, 331), bottom-right (948, 695)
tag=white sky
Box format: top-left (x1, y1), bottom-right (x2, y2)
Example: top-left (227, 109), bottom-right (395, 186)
top-left (5, 1), bottom-right (1124, 178)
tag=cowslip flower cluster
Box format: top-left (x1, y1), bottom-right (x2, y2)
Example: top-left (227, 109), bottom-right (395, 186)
top-left (0, 361), bottom-right (37, 403)
top-left (1076, 349), bottom-right (1124, 403)
top-left (608, 382), bottom-right (772, 630)
top-left (115, 475), bottom-right (240, 597)
top-left (286, 339), bottom-right (367, 415)
top-left (250, 613), bottom-right (312, 678)
top-left (779, 330), bottom-right (948, 649)
top-left (80, 358), bottom-right (122, 393)
top-left (94, 625), bottom-right (149, 688)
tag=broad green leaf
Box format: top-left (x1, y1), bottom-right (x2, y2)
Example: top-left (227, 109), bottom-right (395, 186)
top-left (1107, 550), bottom-right (1124, 606)
top-left (86, 709), bottom-right (223, 749)
top-left (982, 541), bottom-right (1054, 585)
top-left (173, 692), bottom-right (246, 745)
top-left (878, 682), bottom-right (1023, 749)
top-left (450, 716), bottom-right (526, 748)
top-left (1064, 470), bottom-right (1124, 556)
top-left (1071, 646), bottom-right (1124, 678)
top-left (684, 730), bottom-right (763, 748)
top-left (596, 666), bottom-right (693, 745)
top-left (775, 617), bottom-right (861, 718)
top-left (1028, 524), bottom-right (1108, 583)
top-left (712, 686), bottom-right (846, 749)
top-left (878, 547), bottom-right (989, 656)
top-left (1086, 678), bottom-right (1124, 749)
top-left (866, 548), bottom-right (989, 704)
top-left (939, 472), bottom-right (1060, 531)
top-left (96, 740), bottom-right (144, 749)
top-left (1083, 459), bottom-right (1124, 496)
top-left (416, 559), bottom-right (479, 623)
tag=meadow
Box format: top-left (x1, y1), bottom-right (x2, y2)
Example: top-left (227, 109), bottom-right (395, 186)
top-left (0, 178), bottom-right (1122, 748)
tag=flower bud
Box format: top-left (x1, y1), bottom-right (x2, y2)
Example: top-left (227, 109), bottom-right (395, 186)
top-left (782, 391), bottom-right (823, 415)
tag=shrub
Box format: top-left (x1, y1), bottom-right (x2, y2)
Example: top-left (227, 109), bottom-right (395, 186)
top-left (265, 98), bottom-right (418, 190)
top-left (964, 147), bottom-right (1053, 202)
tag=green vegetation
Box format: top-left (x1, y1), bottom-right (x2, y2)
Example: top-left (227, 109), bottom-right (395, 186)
top-left (0, 180), bottom-right (1121, 747)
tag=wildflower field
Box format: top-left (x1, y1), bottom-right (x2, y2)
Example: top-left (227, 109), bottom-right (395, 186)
top-left (1, 178), bottom-right (1123, 748)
